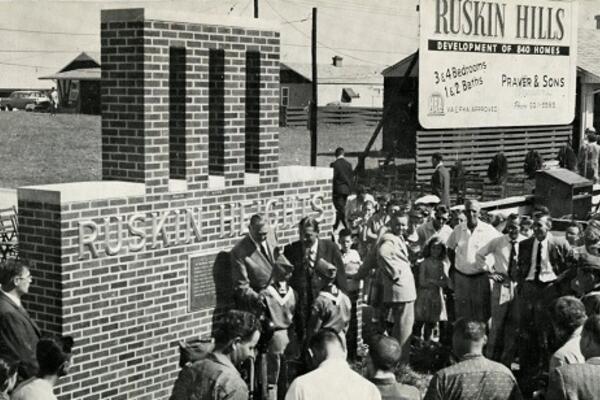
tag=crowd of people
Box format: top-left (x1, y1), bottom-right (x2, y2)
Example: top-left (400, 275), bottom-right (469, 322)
top-left (3, 146), bottom-right (600, 400)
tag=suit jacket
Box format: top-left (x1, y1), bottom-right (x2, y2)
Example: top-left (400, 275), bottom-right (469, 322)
top-left (431, 164), bottom-right (450, 207)
top-left (284, 239), bottom-right (347, 341)
top-left (377, 233), bottom-right (417, 303)
top-left (0, 292), bottom-right (41, 379)
top-left (512, 235), bottom-right (572, 284)
top-left (330, 157), bottom-right (354, 196)
top-left (547, 358), bottom-right (600, 400)
top-left (230, 233), bottom-right (279, 311)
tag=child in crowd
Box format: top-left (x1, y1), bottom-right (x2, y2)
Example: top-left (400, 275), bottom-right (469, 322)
top-left (307, 259), bottom-right (352, 350)
top-left (520, 216), bottom-right (534, 238)
top-left (339, 229), bottom-right (362, 293)
top-left (260, 254), bottom-right (296, 399)
top-left (0, 359), bottom-right (16, 400)
top-left (414, 237), bottom-right (449, 343)
top-left (357, 200), bottom-right (376, 258)
top-left (582, 292), bottom-right (600, 316)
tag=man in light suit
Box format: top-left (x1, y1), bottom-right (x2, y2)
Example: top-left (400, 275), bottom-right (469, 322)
top-left (431, 153), bottom-right (450, 208)
top-left (330, 147), bottom-right (354, 231)
top-left (231, 214), bottom-right (279, 313)
top-left (284, 217), bottom-right (347, 346)
top-left (376, 214), bottom-right (416, 365)
top-left (547, 315), bottom-right (600, 400)
top-left (511, 213), bottom-right (573, 388)
top-left (0, 258), bottom-right (41, 380)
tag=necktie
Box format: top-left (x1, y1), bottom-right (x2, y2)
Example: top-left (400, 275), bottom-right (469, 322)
top-left (508, 241), bottom-right (517, 276)
top-left (260, 242), bottom-right (271, 262)
top-left (535, 241), bottom-right (543, 282)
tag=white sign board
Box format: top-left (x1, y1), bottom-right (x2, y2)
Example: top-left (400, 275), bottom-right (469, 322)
top-left (418, 0), bottom-right (578, 129)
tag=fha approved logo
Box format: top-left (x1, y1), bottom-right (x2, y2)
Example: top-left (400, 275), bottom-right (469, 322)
top-left (428, 93), bottom-right (444, 116)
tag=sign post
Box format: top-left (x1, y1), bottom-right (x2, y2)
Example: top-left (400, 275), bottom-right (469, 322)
top-left (419, 0), bottom-right (578, 129)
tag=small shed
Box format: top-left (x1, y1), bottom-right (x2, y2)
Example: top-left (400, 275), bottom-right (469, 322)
top-left (39, 52), bottom-right (101, 114)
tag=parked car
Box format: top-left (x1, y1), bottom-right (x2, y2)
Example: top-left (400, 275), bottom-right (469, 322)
top-left (0, 90), bottom-right (50, 111)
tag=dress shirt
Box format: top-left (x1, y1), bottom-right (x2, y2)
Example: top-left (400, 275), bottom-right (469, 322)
top-left (341, 248), bottom-right (362, 276)
top-left (307, 241), bottom-right (319, 267)
top-left (12, 378), bottom-right (57, 400)
top-left (424, 354), bottom-right (522, 400)
top-left (416, 220), bottom-right (453, 248)
top-left (549, 326), bottom-right (585, 373)
top-left (526, 236), bottom-right (557, 282)
top-left (249, 234), bottom-right (271, 262)
top-left (476, 234), bottom-right (526, 275)
top-left (285, 358), bottom-right (381, 400)
top-left (447, 221), bottom-right (502, 275)
top-left (370, 375), bottom-right (421, 400)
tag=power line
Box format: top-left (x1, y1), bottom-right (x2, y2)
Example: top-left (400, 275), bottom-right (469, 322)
top-left (281, 0), bottom-right (418, 18)
top-left (0, 61), bottom-right (57, 70)
top-left (0, 27), bottom-right (96, 36)
top-left (0, 50), bottom-right (83, 54)
top-left (264, 0), bottom-right (384, 66)
top-left (281, 42), bottom-right (408, 55)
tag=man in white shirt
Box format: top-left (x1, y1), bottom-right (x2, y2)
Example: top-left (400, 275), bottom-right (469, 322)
top-left (476, 214), bottom-right (525, 365)
top-left (512, 213), bottom-right (572, 387)
top-left (447, 200), bottom-right (501, 322)
top-left (285, 329), bottom-right (381, 400)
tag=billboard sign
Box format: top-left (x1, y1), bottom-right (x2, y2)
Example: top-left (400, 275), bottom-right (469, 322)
top-left (418, 0), bottom-right (578, 129)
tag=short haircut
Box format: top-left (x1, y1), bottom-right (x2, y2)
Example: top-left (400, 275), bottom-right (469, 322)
top-left (299, 216), bottom-right (320, 233)
top-left (0, 258), bottom-right (29, 290)
top-left (355, 184), bottom-right (366, 195)
top-left (520, 217), bottom-right (533, 227)
top-left (369, 335), bottom-right (401, 372)
top-left (309, 328), bottom-right (343, 355)
top-left (533, 212), bottom-right (552, 227)
top-left (507, 213), bottom-right (519, 223)
top-left (582, 292), bottom-right (600, 316)
top-left (249, 214), bottom-right (265, 226)
top-left (214, 310), bottom-right (260, 348)
top-left (338, 228), bottom-right (352, 239)
top-left (567, 221), bottom-right (582, 231)
top-left (584, 220), bottom-right (600, 245)
top-left (552, 296), bottom-right (587, 333)
top-left (0, 358), bottom-right (16, 392)
top-left (583, 314), bottom-right (600, 344)
top-left (534, 205), bottom-right (550, 217)
top-left (37, 336), bottom-right (74, 377)
top-left (464, 199), bottom-right (480, 210)
top-left (453, 318), bottom-right (486, 342)
top-left (432, 152), bottom-right (443, 161)
top-left (335, 147), bottom-right (345, 157)
top-left (435, 204), bottom-right (449, 215)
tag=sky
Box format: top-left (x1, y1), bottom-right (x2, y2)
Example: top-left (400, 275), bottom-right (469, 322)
top-left (0, 0), bottom-right (597, 89)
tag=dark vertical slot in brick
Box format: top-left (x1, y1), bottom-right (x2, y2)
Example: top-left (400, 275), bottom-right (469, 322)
top-left (208, 49), bottom-right (225, 176)
top-left (245, 51), bottom-right (261, 174)
top-left (169, 46), bottom-right (187, 180)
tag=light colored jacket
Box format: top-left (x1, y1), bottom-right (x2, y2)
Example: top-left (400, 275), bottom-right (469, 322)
top-left (376, 232), bottom-right (417, 303)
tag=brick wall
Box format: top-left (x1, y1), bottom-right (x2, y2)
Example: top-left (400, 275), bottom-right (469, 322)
top-left (16, 8), bottom-right (334, 400)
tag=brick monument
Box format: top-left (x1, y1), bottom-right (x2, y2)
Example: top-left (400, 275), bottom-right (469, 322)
top-left (17, 8), bottom-right (333, 399)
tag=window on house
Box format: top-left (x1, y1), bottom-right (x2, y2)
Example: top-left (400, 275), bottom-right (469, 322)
top-left (281, 87), bottom-right (289, 107)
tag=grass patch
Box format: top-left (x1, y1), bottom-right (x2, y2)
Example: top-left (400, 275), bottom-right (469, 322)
top-left (0, 112), bottom-right (385, 188)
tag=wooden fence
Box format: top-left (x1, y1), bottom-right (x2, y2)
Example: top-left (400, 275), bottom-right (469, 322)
top-left (415, 126), bottom-right (573, 182)
top-left (281, 106), bottom-right (382, 127)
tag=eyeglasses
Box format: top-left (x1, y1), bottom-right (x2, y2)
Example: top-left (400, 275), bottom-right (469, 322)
top-left (16, 274), bottom-right (32, 281)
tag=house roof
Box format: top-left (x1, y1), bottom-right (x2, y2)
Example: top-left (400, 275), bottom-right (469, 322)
top-left (577, 29), bottom-right (600, 83)
top-left (39, 52), bottom-right (101, 81)
top-left (39, 68), bottom-right (101, 81)
top-left (381, 51), bottom-right (418, 78)
top-left (281, 62), bottom-right (383, 85)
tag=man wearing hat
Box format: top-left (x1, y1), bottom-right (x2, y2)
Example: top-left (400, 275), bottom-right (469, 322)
top-left (231, 214), bottom-right (280, 313)
top-left (260, 254), bottom-right (297, 399)
top-left (307, 258), bottom-right (352, 345)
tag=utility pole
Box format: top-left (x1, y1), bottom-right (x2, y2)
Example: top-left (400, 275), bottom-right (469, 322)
top-left (254, 0), bottom-right (258, 18)
top-left (310, 7), bottom-right (318, 166)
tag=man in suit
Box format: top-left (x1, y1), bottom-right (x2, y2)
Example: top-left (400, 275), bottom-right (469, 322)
top-left (284, 217), bottom-right (347, 344)
top-left (330, 147), bottom-right (354, 231)
top-left (511, 213), bottom-right (573, 389)
top-left (431, 153), bottom-right (450, 208)
top-left (547, 314), bottom-right (600, 400)
top-left (376, 214), bottom-right (417, 365)
top-left (231, 214), bottom-right (279, 313)
top-left (0, 258), bottom-right (41, 380)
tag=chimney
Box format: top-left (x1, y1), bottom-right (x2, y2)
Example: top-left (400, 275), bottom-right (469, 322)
top-left (596, 15), bottom-right (600, 29)
top-left (332, 55), bottom-right (343, 67)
